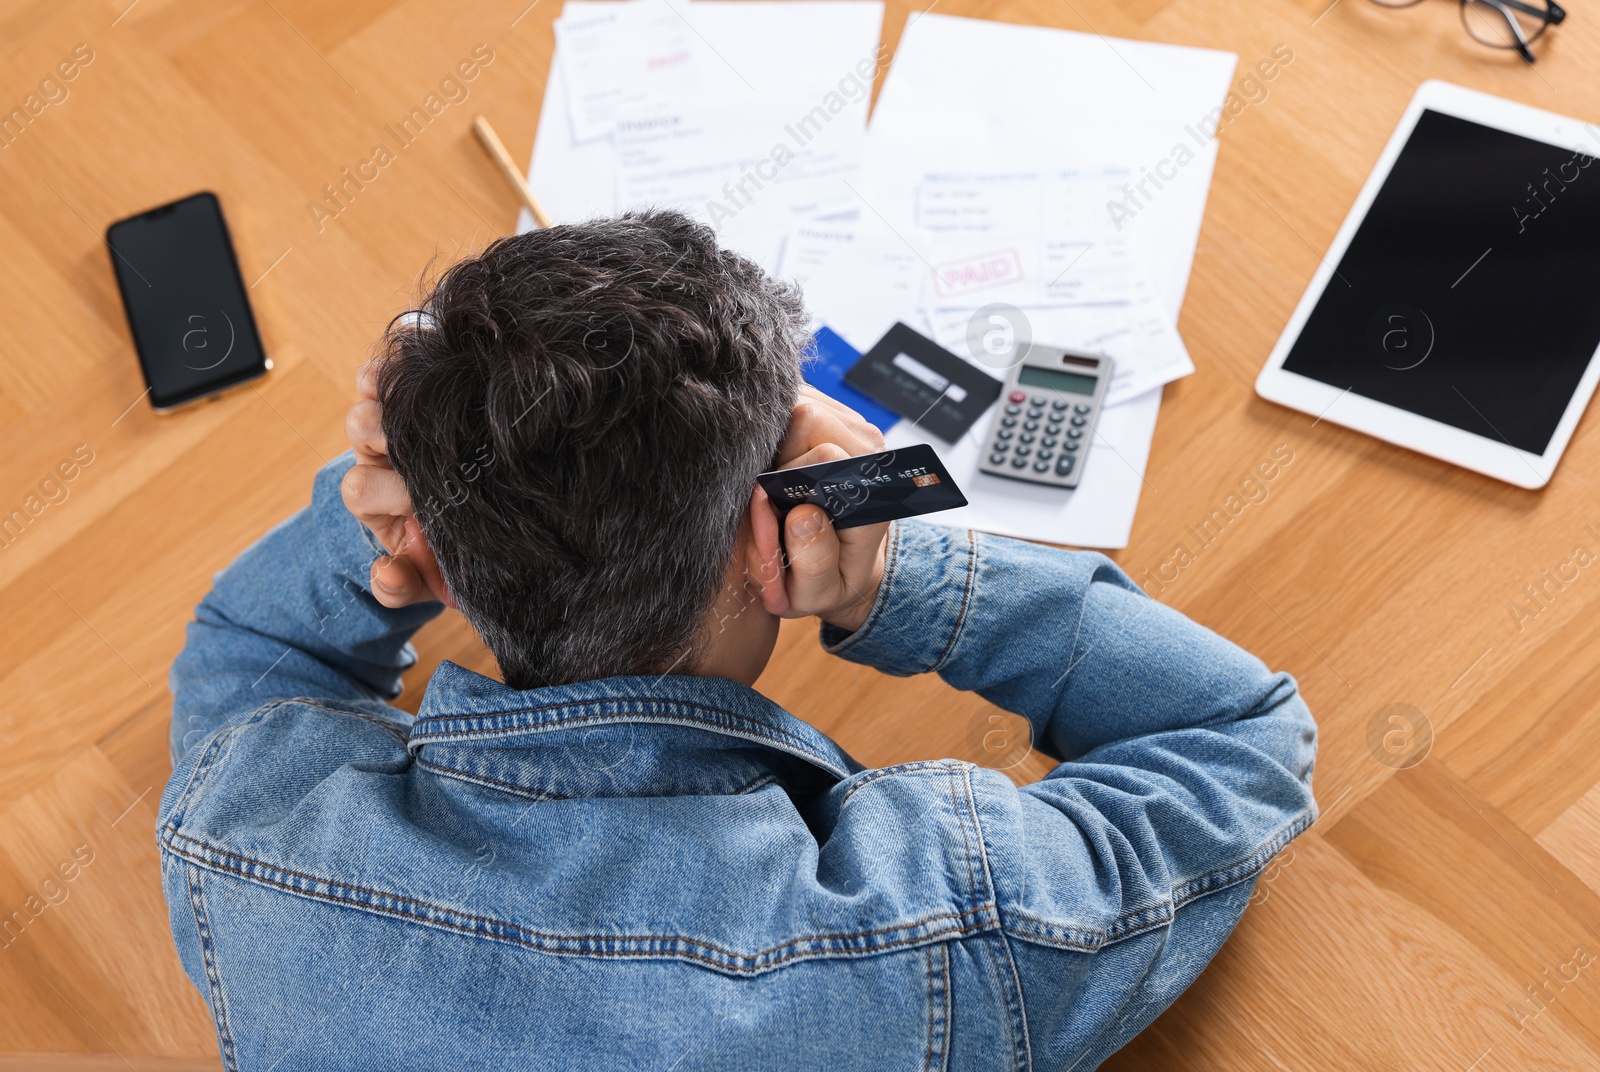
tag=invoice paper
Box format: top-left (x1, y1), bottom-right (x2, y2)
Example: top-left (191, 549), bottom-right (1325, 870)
top-left (524, 1), bottom-right (886, 231)
top-left (862, 14), bottom-right (1236, 315)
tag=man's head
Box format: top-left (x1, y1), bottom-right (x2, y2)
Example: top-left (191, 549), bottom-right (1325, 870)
top-left (376, 211), bottom-right (807, 690)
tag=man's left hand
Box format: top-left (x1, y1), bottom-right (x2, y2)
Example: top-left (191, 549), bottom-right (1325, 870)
top-left (341, 360), bottom-right (454, 609)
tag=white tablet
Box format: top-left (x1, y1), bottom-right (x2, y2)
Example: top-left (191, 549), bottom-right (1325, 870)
top-left (1255, 80), bottom-right (1600, 488)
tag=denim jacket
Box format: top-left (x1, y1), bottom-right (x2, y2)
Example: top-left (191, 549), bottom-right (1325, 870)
top-left (161, 454), bottom-right (1316, 1071)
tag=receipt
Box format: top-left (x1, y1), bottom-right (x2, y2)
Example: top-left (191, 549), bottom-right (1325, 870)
top-left (555, 0), bottom-right (703, 143)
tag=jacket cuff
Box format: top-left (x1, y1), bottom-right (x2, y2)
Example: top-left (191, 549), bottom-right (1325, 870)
top-left (820, 520), bottom-right (976, 676)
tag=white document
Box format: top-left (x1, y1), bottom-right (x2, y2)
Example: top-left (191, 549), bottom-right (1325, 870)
top-left (855, 16), bottom-right (1233, 545)
top-left (924, 301), bottom-right (1190, 407)
top-left (614, 96), bottom-right (866, 272)
top-left (524, 1), bottom-right (887, 232)
top-left (862, 14), bottom-right (1236, 315)
top-left (554, 0), bottom-right (702, 143)
top-left (917, 235), bottom-right (1193, 405)
top-left (777, 215), bottom-right (922, 349)
top-left (916, 168), bottom-right (1130, 242)
top-left (916, 232), bottom-right (1122, 308)
top-left (782, 218), bottom-right (1192, 406)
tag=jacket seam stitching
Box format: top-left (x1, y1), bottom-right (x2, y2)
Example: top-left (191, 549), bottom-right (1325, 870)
top-left (1169, 807), bottom-right (1316, 906)
top-left (976, 929), bottom-right (1025, 1069)
top-left (413, 756), bottom-right (567, 800)
top-left (166, 697), bottom-right (295, 829)
top-left (947, 767), bottom-right (981, 917)
top-left (167, 732), bottom-right (225, 830)
top-left (414, 699), bottom-right (802, 742)
top-left (1000, 807), bottom-right (1318, 952)
top-left (840, 760), bottom-right (962, 809)
top-left (414, 756), bottom-right (781, 801)
top-left (953, 774), bottom-right (1030, 1068)
top-left (185, 864), bottom-right (239, 1072)
top-left (994, 931), bottom-right (1035, 1071)
top-left (161, 827), bottom-right (998, 972)
top-left (731, 772), bottom-right (783, 794)
top-left (958, 765), bottom-right (997, 912)
top-left (937, 940), bottom-right (953, 1070)
top-left (290, 699), bottom-right (410, 741)
top-left (931, 531), bottom-right (976, 672)
top-left (410, 704), bottom-right (846, 777)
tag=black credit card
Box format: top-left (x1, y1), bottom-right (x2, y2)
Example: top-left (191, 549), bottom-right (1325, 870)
top-left (756, 443), bottom-right (967, 530)
top-left (842, 322), bottom-right (1002, 443)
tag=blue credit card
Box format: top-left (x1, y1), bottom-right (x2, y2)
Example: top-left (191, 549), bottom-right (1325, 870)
top-left (802, 327), bottom-right (901, 434)
top-left (756, 443), bottom-right (967, 530)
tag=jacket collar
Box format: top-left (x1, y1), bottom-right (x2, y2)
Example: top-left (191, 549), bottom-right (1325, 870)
top-left (408, 661), bottom-right (862, 787)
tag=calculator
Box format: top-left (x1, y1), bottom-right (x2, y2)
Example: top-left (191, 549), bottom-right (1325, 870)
top-left (976, 347), bottom-right (1113, 488)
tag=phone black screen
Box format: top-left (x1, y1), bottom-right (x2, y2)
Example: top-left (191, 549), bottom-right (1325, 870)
top-left (1280, 110), bottom-right (1600, 455)
top-left (106, 192), bottom-right (268, 410)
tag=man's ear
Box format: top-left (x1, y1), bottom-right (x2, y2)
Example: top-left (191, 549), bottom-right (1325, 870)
top-left (746, 486), bottom-right (790, 616)
top-left (403, 516), bottom-right (457, 609)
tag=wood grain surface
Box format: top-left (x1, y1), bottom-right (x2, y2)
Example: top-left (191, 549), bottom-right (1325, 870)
top-left (1, 0), bottom-right (1597, 1066)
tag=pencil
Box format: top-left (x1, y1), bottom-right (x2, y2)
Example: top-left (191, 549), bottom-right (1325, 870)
top-left (472, 114), bottom-right (551, 229)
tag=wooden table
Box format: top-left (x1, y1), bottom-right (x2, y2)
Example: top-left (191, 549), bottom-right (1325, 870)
top-left (2, 0), bottom-right (1598, 1066)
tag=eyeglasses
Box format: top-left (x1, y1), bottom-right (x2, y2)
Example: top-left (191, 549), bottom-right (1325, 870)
top-left (1368, 0), bottom-right (1566, 63)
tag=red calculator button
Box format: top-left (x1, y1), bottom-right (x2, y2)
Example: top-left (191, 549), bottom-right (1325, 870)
top-left (1008, 390), bottom-right (1026, 404)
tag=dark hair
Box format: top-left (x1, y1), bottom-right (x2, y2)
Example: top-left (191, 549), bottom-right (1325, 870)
top-left (377, 211), bottom-right (806, 689)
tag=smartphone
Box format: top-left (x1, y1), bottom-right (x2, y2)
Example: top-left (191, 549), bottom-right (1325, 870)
top-left (106, 191), bottom-right (270, 412)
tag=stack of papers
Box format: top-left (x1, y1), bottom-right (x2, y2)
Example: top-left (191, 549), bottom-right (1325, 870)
top-left (528, 0), bottom-right (883, 273)
top-left (525, 4), bottom-right (1237, 547)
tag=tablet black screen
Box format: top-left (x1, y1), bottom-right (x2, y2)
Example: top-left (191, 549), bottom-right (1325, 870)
top-left (1280, 109), bottom-right (1600, 455)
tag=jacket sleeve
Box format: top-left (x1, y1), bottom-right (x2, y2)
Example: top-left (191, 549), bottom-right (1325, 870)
top-left (166, 452), bottom-right (444, 765)
top-left (823, 520), bottom-right (1317, 1061)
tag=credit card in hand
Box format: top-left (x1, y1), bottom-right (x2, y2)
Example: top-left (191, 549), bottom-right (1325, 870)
top-left (756, 443), bottom-right (967, 530)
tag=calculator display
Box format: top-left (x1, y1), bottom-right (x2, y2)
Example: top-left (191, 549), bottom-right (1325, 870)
top-left (1017, 366), bottom-right (1097, 395)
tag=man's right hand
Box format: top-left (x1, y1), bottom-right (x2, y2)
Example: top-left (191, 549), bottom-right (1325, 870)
top-left (748, 387), bottom-right (892, 635)
top-left (341, 360), bottom-right (453, 609)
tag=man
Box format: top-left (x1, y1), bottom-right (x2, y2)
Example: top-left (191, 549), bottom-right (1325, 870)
top-left (162, 211), bottom-right (1316, 1071)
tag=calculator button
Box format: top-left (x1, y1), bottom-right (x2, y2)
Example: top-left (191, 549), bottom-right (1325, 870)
top-left (1026, 408), bottom-right (1043, 420)
top-left (1030, 395), bottom-right (1047, 406)
top-left (1074, 403), bottom-right (1091, 415)
top-left (1009, 391), bottom-right (1027, 404)
top-left (1041, 435), bottom-right (1057, 447)
top-left (1019, 432), bottom-right (1035, 444)
top-left (1047, 411), bottom-right (1064, 424)
top-left (1001, 416), bottom-right (1017, 428)
top-left (996, 428), bottom-right (1014, 440)
top-left (989, 453), bottom-right (1007, 466)
top-left (1065, 440), bottom-right (1080, 451)
top-left (1037, 449), bottom-right (1053, 461)
top-left (1014, 445), bottom-right (1031, 458)
top-left (1010, 457), bottom-right (1028, 469)
top-left (1055, 456), bottom-right (1075, 477)
top-left (1023, 420), bottom-right (1039, 432)
top-left (1067, 428), bottom-right (1083, 440)
top-left (1052, 399), bottom-right (1070, 411)
top-left (1033, 461), bottom-right (1051, 473)
top-left (992, 439), bottom-right (1009, 452)
top-left (1071, 416), bottom-right (1087, 427)
top-left (1004, 404), bottom-right (1022, 416)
